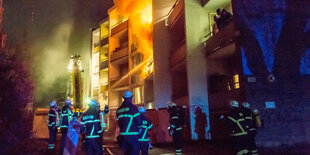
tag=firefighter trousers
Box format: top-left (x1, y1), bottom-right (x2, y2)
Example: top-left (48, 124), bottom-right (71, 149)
top-left (173, 130), bottom-right (183, 155)
top-left (100, 132), bottom-right (104, 150)
top-left (85, 138), bottom-right (102, 155)
top-left (118, 135), bottom-right (139, 155)
top-left (233, 135), bottom-right (249, 155)
top-left (139, 141), bottom-right (149, 155)
top-left (60, 128), bottom-right (68, 154)
top-left (248, 132), bottom-right (258, 155)
top-left (48, 126), bottom-right (57, 150)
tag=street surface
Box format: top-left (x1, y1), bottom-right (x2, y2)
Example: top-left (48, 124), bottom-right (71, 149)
top-left (31, 134), bottom-right (310, 155)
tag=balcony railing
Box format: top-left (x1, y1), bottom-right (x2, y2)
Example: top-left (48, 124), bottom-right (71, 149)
top-left (100, 35), bottom-right (109, 46)
top-left (111, 20), bottom-right (128, 37)
top-left (110, 47), bottom-right (128, 63)
top-left (169, 39), bottom-right (186, 70)
top-left (110, 76), bottom-right (129, 90)
top-left (166, 0), bottom-right (184, 29)
top-left (205, 21), bottom-right (236, 56)
top-left (100, 60), bottom-right (108, 70)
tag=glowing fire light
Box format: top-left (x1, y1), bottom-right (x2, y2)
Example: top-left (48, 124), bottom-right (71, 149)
top-left (114, 0), bottom-right (153, 59)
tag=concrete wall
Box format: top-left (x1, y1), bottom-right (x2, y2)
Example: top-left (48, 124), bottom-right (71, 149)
top-left (184, 0), bottom-right (211, 140)
top-left (32, 108), bottom-right (49, 139)
top-left (234, 0), bottom-right (310, 146)
top-left (152, 0), bottom-right (174, 108)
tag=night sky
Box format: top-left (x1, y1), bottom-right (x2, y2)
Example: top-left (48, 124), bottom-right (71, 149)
top-left (3, 0), bottom-right (113, 107)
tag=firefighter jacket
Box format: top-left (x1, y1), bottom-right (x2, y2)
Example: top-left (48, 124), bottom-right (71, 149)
top-left (227, 107), bottom-right (248, 137)
top-left (138, 114), bottom-right (153, 142)
top-left (81, 107), bottom-right (102, 138)
top-left (47, 107), bottom-right (60, 127)
top-left (169, 108), bottom-right (183, 132)
top-left (60, 105), bottom-right (72, 128)
top-left (116, 100), bottom-right (143, 136)
top-left (241, 107), bottom-right (256, 133)
top-left (99, 106), bottom-right (109, 128)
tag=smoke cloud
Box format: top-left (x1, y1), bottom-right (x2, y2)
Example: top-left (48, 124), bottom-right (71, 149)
top-left (3, 0), bottom-right (114, 107)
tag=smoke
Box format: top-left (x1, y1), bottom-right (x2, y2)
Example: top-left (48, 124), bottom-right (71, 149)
top-left (3, 0), bottom-right (114, 107)
top-left (32, 22), bottom-right (73, 106)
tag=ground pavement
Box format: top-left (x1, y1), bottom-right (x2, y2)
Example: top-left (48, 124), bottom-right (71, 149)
top-left (32, 134), bottom-right (310, 155)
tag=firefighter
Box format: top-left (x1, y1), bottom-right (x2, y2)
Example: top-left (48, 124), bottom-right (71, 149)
top-left (47, 100), bottom-right (59, 151)
top-left (241, 102), bottom-right (258, 155)
top-left (60, 99), bottom-right (73, 154)
top-left (227, 100), bottom-right (249, 155)
top-left (116, 91), bottom-right (142, 155)
top-left (81, 99), bottom-right (102, 155)
top-left (97, 103), bottom-right (109, 151)
top-left (138, 106), bottom-right (153, 155)
top-left (167, 101), bottom-right (183, 155)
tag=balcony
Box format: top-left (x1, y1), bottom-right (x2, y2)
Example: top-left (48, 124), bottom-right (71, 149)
top-left (100, 35), bottom-right (109, 46)
top-left (100, 60), bottom-right (108, 70)
top-left (93, 43), bottom-right (100, 53)
top-left (110, 47), bottom-right (128, 64)
top-left (166, 0), bottom-right (184, 29)
top-left (110, 76), bottom-right (129, 91)
top-left (130, 44), bottom-right (142, 57)
top-left (111, 20), bottom-right (128, 37)
top-left (169, 40), bottom-right (186, 71)
top-left (205, 21), bottom-right (236, 56)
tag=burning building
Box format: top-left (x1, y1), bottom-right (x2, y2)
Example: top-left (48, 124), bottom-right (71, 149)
top-left (89, 0), bottom-right (310, 147)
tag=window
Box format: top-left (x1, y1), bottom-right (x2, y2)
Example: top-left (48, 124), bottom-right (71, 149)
top-left (134, 86), bottom-right (144, 105)
top-left (233, 74), bottom-right (240, 89)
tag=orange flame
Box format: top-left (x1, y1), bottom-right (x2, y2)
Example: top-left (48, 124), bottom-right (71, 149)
top-left (114, 0), bottom-right (153, 58)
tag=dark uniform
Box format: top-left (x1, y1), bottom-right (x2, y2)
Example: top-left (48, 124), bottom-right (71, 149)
top-left (47, 107), bottom-right (59, 150)
top-left (228, 107), bottom-right (249, 155)
top-left (138, 114), bottom-right (153, 155)
top-left (241, 106), bottom-right (258, 155)
top-left (169, 107), bottom-right (183, 155)
top-left (99, 105), bottom-right (109, 151)
top-left (60, 105), bottom-right (72, 154)
top-left (81, 107), bottom-right (103, 155)
top-left (116, 99), bottom-right (143, 155)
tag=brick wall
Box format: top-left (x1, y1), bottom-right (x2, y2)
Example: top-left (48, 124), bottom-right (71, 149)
top-left (244, 76), bottom-right (310, 146)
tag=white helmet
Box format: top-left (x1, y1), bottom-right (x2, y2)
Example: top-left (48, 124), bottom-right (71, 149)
top-left (242, 102), bottom-right (250, 108)
top-left (167, 101), bottom-right (176, 108)
top-left (50, 101), bottom-right (56, 107)
top-left (229, 100), bottom-right (239, 108)
top-left (65, 99), bottom-right (71, 106)
top-left (88, 99), bottom-right (97, 107)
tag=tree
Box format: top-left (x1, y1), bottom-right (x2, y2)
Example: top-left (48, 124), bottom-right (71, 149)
top-left (0, 47), bottom-right (34, 154)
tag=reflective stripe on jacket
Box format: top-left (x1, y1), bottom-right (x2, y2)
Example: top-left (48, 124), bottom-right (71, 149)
top-left (47, 108), bottom-right (59, 127)
top-left (60, 106), bottom-right (72, 128)
top-left (116, 100), bottom-right (142, 136)
top-left (138, 115), bottom-right (153, 141)
top-left (81, 108), bottom-right (102, 138)
top-left (228, 108), bottom-right (248, 136)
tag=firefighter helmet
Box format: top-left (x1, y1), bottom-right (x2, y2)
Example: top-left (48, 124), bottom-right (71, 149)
top-left (167, 101), bottom-right (176, 108)
top-left (242, 102), bottom-right (250, 108)
top-left (229, 100), bottom-right (239, 108)
top-left (123, 91), bottom-right (133, 98)
top-left (139, 107), bottom-right (146, 113)
top-left (65, 99), bottom-right (71, 106)
top-left (88, 99), bottom-right (97, 107)
top-left (50, 100), bottom-right (56, 107)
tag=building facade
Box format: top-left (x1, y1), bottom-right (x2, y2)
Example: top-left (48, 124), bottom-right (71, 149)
top-left (90, 19), bottom-right (109, 108)
top-left (95, 0), bottom-right (310, 146)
